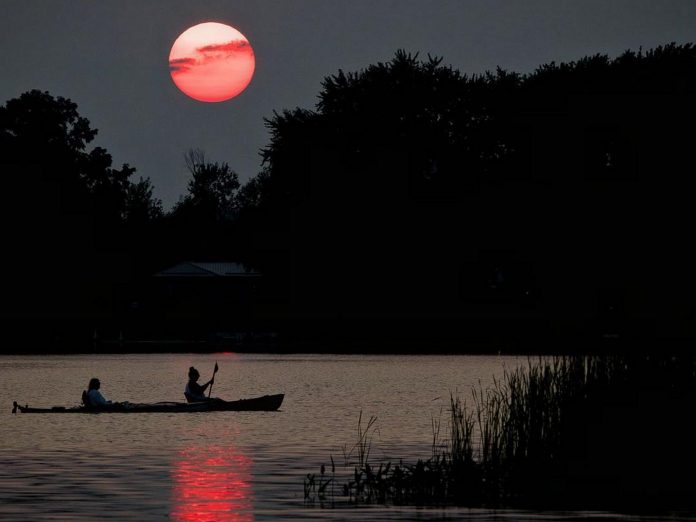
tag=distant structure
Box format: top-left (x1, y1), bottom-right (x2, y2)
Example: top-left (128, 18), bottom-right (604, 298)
top-left (154, 261), bottom-right (260, 279)
top-left (144, 262), bottom-right (262, 338)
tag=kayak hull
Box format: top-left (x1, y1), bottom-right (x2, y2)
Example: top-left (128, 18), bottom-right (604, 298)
top-left (12, 394), bottom-right (284, 413)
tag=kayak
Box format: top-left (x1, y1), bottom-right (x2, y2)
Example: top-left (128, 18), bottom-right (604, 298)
top-left (12, 394), bottom-right (284, 414)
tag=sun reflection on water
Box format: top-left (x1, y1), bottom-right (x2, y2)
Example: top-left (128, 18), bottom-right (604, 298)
top-left (171, 445), bottom-right (254, 522)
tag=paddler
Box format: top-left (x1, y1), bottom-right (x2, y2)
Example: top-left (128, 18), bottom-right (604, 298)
top-left (184, 366), bottom-right (215, 402)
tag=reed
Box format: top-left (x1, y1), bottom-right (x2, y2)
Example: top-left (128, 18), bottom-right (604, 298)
top-left (306, 354), bottom-right (696, 509)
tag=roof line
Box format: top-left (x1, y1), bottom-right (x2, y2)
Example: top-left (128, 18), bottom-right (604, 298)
top-left (187, 262), bottom-right (223, 276)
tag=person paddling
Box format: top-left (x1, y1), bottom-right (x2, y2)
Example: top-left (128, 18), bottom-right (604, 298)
top-left (85, 378), bottom-right (112, 406)
top-left (185, 366), bottom-right (216, 402)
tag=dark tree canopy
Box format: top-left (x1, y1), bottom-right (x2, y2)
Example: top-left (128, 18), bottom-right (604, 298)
top-left (246, 43), bottom-right (696, 206)
top-left (0, 89), bottom-right (96, 153)
top-left (125, 176), bottom-right (164, 224)
top-left (0, 89), bottom-right (161, 224)
top-left (256, 51), bottom-right (518, 208)
top-left (234, 44), bottom-right (696, 344)
top-left (0, 90), bottom-right (162, 323)
top-left (172, 148), bottom-right (241, 223)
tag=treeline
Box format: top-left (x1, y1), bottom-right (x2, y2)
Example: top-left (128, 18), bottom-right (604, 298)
top-left (2, 43), bottom-right (696, 350)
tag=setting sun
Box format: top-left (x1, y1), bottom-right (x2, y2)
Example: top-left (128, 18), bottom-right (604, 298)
top-left (169, 22), bottom-right (255, 102)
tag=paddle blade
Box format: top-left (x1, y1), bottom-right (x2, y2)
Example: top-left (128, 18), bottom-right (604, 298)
top-left (214, 362), bottom-right (219, 373)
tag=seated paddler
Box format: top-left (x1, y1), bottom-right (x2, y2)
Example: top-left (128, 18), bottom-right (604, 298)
top-left (185, 366), bottom-right (215, 402)
top-left (83, 378), bottom-right (113, 407)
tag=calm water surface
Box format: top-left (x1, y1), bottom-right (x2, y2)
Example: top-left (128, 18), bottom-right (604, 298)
top-left (0, 353), bottom-right (691, 521)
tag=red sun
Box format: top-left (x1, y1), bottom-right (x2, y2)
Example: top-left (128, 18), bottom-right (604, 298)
top-left (169, 22), bottom-right (255, 102)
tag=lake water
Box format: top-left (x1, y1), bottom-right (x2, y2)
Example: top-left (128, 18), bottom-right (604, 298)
top-left (0, 353), bottom-right (691, 521)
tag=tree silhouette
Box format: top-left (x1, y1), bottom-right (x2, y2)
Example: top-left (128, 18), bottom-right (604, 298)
top-left (172, 148), bottom-right (241, 223)
top-left (125, 176), bottom-right (163, 224)
top-left (235, 44), bottom-right (696, 347)
top-left (0, 90), bottom-right (161, 337)
top-left (0, 89), bottom-right (160, 224)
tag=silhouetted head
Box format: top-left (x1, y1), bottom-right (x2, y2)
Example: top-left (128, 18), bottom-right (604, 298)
top-left (88, 378), bottom-right (100, 391)
top-left (188, 367), bottom-right (200, 381)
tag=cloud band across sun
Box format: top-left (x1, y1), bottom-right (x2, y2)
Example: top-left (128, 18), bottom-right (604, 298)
top-left (196, 39), bottom-right (253, 55)
top-left (169, 57), bottom-right (197, 74)
top-left (169, 39), bottom-right (254, 75)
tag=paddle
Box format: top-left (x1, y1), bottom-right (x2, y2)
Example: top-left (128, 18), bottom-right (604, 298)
top-left (208, 361), bottom-right (219, 398)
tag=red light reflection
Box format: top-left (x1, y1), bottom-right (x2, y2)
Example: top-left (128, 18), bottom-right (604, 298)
top-left (171, 446), bottom-right (254, 522)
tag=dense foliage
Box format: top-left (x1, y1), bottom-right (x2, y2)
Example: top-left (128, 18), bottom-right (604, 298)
top-left (0, 90), bottom-right (162, 326)
top-left (0, 90), bottom-right (162, 224)
top-left (237, 43), bottom-right (696, 346)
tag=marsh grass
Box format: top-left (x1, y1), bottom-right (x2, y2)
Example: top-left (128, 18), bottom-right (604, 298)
top-left (304, 455), bottom-right (336, 506)
top-left (305, 355), bottom-right (696, 509)
top-left (343, 410), bottom-right (379, 469)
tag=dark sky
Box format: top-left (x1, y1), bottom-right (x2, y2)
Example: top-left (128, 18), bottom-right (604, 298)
top-left (2, 1), bottom-right (695, 208)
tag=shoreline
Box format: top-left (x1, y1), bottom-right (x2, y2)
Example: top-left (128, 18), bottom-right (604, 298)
top-left (1, 336), bottom-right (694, 355)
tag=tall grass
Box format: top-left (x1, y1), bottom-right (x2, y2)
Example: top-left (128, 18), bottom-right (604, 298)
top-left (306, 354), bottom-right (696, 509)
